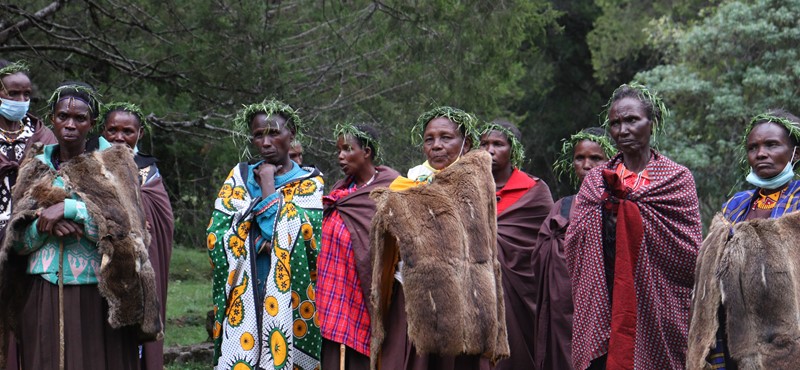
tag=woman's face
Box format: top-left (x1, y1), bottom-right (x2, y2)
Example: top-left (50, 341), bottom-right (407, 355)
top-left (102, 111), bottom-right (143, 149)
top-left (0, 72), bottom-right (31, 102)
top-left (51, 97), bottom-right (94, 148)
top-left (479, 130), bottom-right (511, 173)
top-left (423, 117), bottom-right (470, 170)
top-left (251, 113), bottom-right (294, 165)
top-left (337, 134), bottom-right (371, 177)
top-left (573, 139), bottom-right (608, 182)
top-left (607, 97), bottom-right (652, 155)
top-left (747, 122), bottom-right (797, 179)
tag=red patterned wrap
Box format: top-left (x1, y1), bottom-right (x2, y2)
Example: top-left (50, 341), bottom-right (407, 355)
top-left (565, 150), bottom-right (702, 370)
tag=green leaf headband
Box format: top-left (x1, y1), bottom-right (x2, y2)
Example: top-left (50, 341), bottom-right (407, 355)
top-left (602, 82), bottom-right (670, 144)
top-left (0, 60), bottom-right (29, 78)
top-left (334, 122), bottom-right (383, 162)
top-left (479, 123), bottom-right (525, 169)
top-left (232, 99), bottom-right (303, 138)
top-left (99, 101), bottom-right (146, 127)
top-left (232, 99), bottom-right (303, 159)
top-left (553, 130), bottom-right (617, 188)
top-left (46, 84), bottom-right (102, 118)
top-left (739, 113), bottom-right (800, 175)
top-left (411, 106), bottom-right (481, 147)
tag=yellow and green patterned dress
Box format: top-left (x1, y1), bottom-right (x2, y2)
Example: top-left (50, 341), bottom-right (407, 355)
top-left (207, 161), bottom-right (323, 370)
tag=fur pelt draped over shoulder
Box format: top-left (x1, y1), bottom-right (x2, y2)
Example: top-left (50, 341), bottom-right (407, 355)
top-left (369, 150), bottom-right (510, 368)
top-left (687, 212), bottom-right (800, 369)
top-left (0, 143), bottom-right (163, 365)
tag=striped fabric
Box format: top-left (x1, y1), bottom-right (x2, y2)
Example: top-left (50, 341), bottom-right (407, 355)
top-left (722, 180), bottom-right (800, 223)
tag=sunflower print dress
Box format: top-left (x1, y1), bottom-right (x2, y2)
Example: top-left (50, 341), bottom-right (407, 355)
top-left (208, 162), bottom-right (323, 370)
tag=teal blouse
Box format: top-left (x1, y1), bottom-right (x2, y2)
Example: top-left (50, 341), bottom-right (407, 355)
top-left (13, 138), bottom-right (110, 285)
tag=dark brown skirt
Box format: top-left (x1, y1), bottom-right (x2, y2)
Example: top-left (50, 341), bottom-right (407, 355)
top-left (321, 339), bottom-right (370, 370)
top-left (17, 276), bottom-right (140, 370)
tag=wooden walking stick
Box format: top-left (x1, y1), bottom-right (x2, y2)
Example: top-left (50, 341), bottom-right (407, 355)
top-left (340, 343), bottom-right (345, 370)
top-left (58, 240), bottom-right (65, 370)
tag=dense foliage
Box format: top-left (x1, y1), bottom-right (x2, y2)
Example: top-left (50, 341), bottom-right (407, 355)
top-left (2, 0), bottom-right (796, 241)
top-left (638, 0), bottom-right (800, 220)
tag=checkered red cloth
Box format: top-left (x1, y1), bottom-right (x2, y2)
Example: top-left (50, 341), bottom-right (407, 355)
top-left (565, 151), bottom-right (702, 370)
top-left (317, 186), bottom-right (371, 356)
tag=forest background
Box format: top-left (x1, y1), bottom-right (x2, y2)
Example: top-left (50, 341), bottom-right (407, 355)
top-left (2, 0), bottom-right (798, 247)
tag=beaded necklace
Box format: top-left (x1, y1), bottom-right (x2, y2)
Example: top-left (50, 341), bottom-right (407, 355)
top-left (752, 188), bottom-right (783, 210)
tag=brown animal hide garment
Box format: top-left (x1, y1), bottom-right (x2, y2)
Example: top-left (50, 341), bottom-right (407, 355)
top-left (369, 151), bottom-right (509, 370)
top-left (0, 144), bottom-right (162, 368)
top-left (688, 212), bottom-right (800, 370)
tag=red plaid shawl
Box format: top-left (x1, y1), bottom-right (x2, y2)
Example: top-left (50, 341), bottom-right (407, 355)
top-left (317, 166), bottom-right (400, 356)
top-left (565, 150), bottom-right (702, 370)
top-left (319, 187), bottom-right (371, 354)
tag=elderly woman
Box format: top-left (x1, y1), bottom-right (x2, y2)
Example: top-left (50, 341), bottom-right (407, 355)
top-left (687, 110), bottom-right (800, 369)
top-left (372, 106), bottom-right (506, 370)
top-left (317, 123), bottom-right (400, 370)
top-left (478, 119), bottom-right (553, 370)
top-left (0, 60), bottom-right (56, 238)
top-left (100, 102), bottom-right (174, 370)
top-left (565, 83), bottom-right (702, 370)
top-left (207, 100), bottom-right (324, 370)
top-left (0, 82), bottom-right (160, 370)
top-left (400, 107), bottom-right (476, 185)
top-left (532, 127), bottom-right (614, 370)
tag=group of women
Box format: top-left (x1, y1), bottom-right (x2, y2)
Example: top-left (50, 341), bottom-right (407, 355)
top-left (0, 56), bottom-right (797, 370)
top-left (0, 60), bottom-right (173, 370)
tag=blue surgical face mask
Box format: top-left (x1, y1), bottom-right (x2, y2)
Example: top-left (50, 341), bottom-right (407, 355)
top-left (746, 147), bottom-right (798, 189)
top-left (133, 128), bottom-right (141, 154)
top-left (0, 98), bottom-right (30, 122)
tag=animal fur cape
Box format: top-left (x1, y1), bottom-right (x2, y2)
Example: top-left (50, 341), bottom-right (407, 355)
top-left (687, 211), bottom-right (800, 369)
top-left (0, 144), bottom-right (162, 366)
top-left (369, 150), bottom-right (509, 369)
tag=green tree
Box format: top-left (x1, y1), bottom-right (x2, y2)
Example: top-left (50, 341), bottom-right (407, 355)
top-left (1, 0), bottom-right (560, 245)
top-left (637, 0), bottom-right (800, 222)
top-left (587, 0), bottom-right (713, 84)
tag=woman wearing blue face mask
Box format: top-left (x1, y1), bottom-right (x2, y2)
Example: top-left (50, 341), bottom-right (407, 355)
top-left (0, 60), bottom-right (56, 238)
top-left (687, 109), bottom-right (800, 369)
top-left (722, 110), bottom-right (800, 222)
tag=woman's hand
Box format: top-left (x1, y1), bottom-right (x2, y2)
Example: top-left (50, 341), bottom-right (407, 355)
top-left (254, 163), bottom-right (281, 182)
top-left (254, 163), bottom-right (281, 197)
top-left (37, 202), bottom-right (66, 234)
top-left (52, 220), bottom-right (84, 238)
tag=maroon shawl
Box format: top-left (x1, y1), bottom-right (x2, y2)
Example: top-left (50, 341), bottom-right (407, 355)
top-left (532, 196), bottom-right (575, 370)
top-left (565, 151), bottom-right (701, 370)
top-left (325, 166), bottom-right (400, 310)
top-left (494, 174), bottom-right (552, 370)
top-left (139, 165), bottom-right (174, 370)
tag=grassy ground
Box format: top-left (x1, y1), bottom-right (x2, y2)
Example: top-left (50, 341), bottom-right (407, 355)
top-left (164, 246), bottom-right (211, 369)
